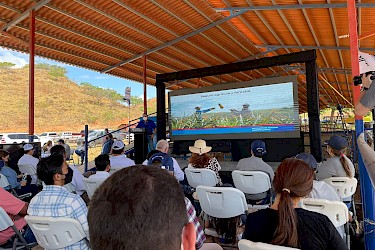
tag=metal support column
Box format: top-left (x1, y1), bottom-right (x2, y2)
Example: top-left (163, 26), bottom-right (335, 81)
top-left (155, 78), bottom-right (166, 141)
top-left (28, 10), bottom-right (35, 142)
top-left (143, 55), bottom-right (147, 114)
top-left (348, 0), bottom-right (375, 248)
top-left (305, 56), bottom-right (322, 162)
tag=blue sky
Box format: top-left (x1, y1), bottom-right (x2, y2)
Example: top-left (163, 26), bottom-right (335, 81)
top-left (0, 47), bottom-right (156, 99)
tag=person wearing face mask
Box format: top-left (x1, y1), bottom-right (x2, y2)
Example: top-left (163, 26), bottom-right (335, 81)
top-left (28, 154), bottom-right (90, 249)
top-left (136, 113), bottom-right (157, 152)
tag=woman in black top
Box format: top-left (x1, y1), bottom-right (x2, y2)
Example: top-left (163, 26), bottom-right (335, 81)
top-left (243, 158), bottom-right (347, 250)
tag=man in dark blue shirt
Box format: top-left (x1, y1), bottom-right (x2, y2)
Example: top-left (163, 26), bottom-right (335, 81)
top-left (136, 113), bottom-right (157, 152)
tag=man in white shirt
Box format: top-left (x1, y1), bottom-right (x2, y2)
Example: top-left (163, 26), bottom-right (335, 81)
top-left (18, 144), bottom-right (39, 184)
top-left (109, 140), bottom-right (135, 169)
top-left (142, 139), bottom-right (185, 181)
top-left (89, 154), bottom-right (110, 180)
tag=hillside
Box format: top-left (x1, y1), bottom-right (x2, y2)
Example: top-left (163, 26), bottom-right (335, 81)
top-left (0, 65), bottom-right (157, 133)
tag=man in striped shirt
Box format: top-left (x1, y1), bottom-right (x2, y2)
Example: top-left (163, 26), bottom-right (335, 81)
top-left (28, 154), bottom-right (89, 250)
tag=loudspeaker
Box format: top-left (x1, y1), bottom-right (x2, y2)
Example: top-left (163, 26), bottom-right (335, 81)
top-left (133, 131), bottom-right (148, 164)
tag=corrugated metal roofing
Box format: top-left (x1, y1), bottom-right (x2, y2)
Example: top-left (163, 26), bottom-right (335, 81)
top-left (1, 0), bottom-right (374, 113)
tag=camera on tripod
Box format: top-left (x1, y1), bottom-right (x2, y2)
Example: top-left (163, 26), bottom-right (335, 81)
top-left (353, 71), bottom-right (375, 86)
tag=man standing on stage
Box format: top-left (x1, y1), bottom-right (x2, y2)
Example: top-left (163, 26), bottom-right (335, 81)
top-left (136, 113), bottom-right (156, 152)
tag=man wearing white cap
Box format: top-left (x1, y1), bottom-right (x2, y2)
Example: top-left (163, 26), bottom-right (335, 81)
top-left (17, 144), bottom-right (39, 184)
top-left (109, 140), bottom-right (135, 170)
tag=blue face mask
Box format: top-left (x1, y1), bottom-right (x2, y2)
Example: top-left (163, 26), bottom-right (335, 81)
top-left (297, 200), bottom-right (303, 208)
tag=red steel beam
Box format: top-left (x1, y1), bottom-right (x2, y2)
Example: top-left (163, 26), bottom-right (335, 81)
top-left (29, 10), bottom-right (35, 140)
top-left (143, 55), bottom-right (147, 114)
top-left (348, 0), bottom-right (375, 249)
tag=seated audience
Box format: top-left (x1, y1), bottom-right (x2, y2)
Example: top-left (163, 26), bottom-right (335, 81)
top-left (17, 144), bottom-right (39, 185)
top-left (295, 152), bottom-right (344, 238)
top-left (295, 152), bottom-right (340, 201)
top-left (57, 139), bottom-right (71, 161)
top-left (88, 165), bottom-right (196, 250)
top-left (204, 213), bottom-right (245, 244)
top-left (0, 187), bottom-right (36, 248)
top-left (236, 140), bottom-right (274, 201)
top-left (243, 158), bottom-right (346, 249)
top-left (188, 139), bottom-right (222, 186)
top-left (317, 135), bottom-right (355, 180)
top-left (89, 154), bottom-right (110, 179)
top-left (0, 156), bottom-right (38, 198)
top-left (75, 141), bottom-right (86, 165)
top-left (142, 140), bottom-right (185, 181)
top-left (42, 140), bottom-right (53, 154)
top-left (109, 140), bottom-right (135, 169)
top-left (102, 133), bottom-right (114, 155)
top-left (28, 154), bottom-right (90, 249)
top-left (185, 197), bottom-right (206, 249)
top-left (50, 145), bottom-right (87, 199)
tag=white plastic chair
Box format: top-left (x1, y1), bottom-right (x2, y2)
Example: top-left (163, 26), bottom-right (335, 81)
top-left (322, 177), bottom-right (358, 220)
top-left (83, 178), bottom-right (105, 199)
top-left (0, 207), bottom-right (36, 250)
top-left (238, 239), bottom-right (300, 250)
top-left (301, 198), bottom-right (350, 247)
top-left (18, 164), bottom-right (37, 185)
top-left (232, 170), bottom-right (272, 208)
top-left (25, 216), bottom-right (87, 249)
top-left (0, 173), bottom-right (10, 189)
top-left (196, 185), bottom-right (247, 218)
top-left (322, 177), bottom-right (357, 199)
top-left (197, 185), bottom-right (247, 239)
top-left (185, 168), bottom-right (218, 188)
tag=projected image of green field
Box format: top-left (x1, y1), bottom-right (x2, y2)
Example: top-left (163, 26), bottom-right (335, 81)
top-left (171, 107), bottom-right (295, 129)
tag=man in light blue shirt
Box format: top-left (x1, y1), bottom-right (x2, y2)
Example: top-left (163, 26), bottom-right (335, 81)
top-left (28, 154), bottom-right (90, 249)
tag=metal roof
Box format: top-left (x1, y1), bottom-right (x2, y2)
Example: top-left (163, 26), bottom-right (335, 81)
top-left (1, 0), bottom-right (374, 113)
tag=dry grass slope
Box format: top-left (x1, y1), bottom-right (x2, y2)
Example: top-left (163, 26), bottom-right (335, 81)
top-left (0, 67), bottom-right (156, 133)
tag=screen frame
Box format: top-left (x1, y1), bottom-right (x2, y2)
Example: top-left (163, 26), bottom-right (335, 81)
top-left (168, 75), bottom-right (299, 141)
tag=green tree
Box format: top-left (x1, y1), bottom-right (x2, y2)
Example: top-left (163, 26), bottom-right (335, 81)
top-left (0, 62), bottom-right (15, 68)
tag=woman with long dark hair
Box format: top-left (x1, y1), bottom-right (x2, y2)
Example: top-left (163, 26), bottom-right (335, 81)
top-left (317, 135), bottom-right (355, 180)
top-left (243, 158), bottom-right (346, 249)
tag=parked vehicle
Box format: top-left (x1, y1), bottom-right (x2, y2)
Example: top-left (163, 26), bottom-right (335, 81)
top-left (60, 132), bottom-right (83, 141)
top-left (39, 132), bottom-right (59, 146)
top-left (0, 133), bottom-right (39, 144)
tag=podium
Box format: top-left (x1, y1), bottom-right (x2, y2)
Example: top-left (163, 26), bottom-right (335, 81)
top-left (130, 128), bottom-right (148, 164)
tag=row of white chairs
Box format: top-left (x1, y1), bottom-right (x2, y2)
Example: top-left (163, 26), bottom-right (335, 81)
top-left (196, 184), bottom-right (349, 250)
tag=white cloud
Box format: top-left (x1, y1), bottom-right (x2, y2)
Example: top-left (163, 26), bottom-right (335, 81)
top-left (95, 75), bottom-right (109, 80)
top-left (80, 75), bottom-right (91, 79)
top-left (0, 48), bottom-right (28, 68)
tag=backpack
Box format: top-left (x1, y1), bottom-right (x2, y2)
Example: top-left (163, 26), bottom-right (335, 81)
top-left (148, 152), bottom-right (174, 172)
